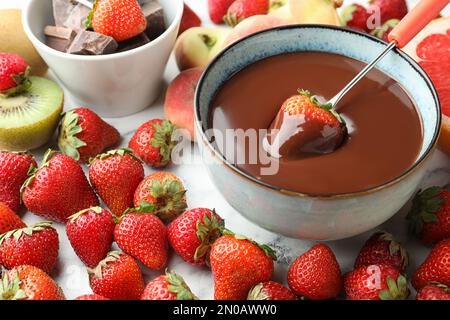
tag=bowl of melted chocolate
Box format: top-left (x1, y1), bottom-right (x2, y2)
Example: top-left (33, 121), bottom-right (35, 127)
top-left (195, 25), bottom-right (441, 240)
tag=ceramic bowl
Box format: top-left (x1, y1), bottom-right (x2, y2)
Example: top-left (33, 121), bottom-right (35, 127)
top-left (195, 25), bottom-right (441, 240)
top-left (22, 0), bottom-right (183, 117)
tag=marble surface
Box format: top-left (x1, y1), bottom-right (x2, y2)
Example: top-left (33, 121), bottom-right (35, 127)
top-left (2, 0), bottom-right (449, 299)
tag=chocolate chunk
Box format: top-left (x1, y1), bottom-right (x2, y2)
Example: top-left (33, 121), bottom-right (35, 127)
top-left (67, 30), bottom-right (118, 55)
top-left (45, 26), bottom-right (77, 52)
top-left (141, 1), bottom-right (166, 40)
top-left (117, 33), bottom-right (150, 52)
top-left (52, 0), bottom-right (91, 31)
top-left (64, 3), bottom-right (91, 30)
top-left (52, 0), bottom-right (77, 26)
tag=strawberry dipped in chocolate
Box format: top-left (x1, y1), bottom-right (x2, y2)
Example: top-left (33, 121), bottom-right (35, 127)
top-left (263, 89), bottom-right (347, 159)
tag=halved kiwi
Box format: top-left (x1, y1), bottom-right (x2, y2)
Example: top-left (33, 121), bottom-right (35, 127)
top-left (0, 76), bottom-right (63, 151)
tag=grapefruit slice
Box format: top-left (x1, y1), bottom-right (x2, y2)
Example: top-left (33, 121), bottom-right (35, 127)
top-left (403, 17), bottom-right (450, 155)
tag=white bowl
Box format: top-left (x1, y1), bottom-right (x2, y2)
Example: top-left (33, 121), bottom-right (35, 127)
top-left (22, 0), bottom-right (183, 117)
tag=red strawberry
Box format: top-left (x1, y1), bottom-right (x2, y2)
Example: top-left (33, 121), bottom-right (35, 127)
top-left (344, 264), bottom-right (409, 300)
top-left (369, 0), bottom-right (408, 24)
top-left (133, 172), bottom-right (187, 223)
top-left (341, 4), bottom-right (371, 32)
top-left (287, 243), bottom-right (342, 300)
top-left (66, 206), bottom-right (115, 268)
top-left (407, 186), bottom-right (450, 245)
top-left (371, 19), bottom-right (399, 42)
top-left (412, 238), bottom-right (450, 289)
top-left (354, 231), bottom-right (408, 272)
top-left (89, 149), bottom-right (144, 217)
top-left (128, 119), bottom-right (178, 168)
top-left (0, 265), bottom-right (65, 300)
top-left (0, 52), bottom-right (30, 96)
top-left (0, 151), bottom-right (36, 212)
top-left (168, 208), bottom-right (224, 266)
top-left (179, 3), bottom-right (202, 36)
top-left (0, 202), bottom-right (26, 234)
top-left (416, 283), bottom-right (450, 300)
top-left (88, 251), bottom-right (145, 300)
top-left (114, 209), bottom-right (168, 270)
top-left (247, 281), bottom-right (298, 300)
top-left (224, 0), bottom-right (269, 27)
top-left (208, 0), bottom-right (235, 24)
top-left (266, 89), bottom-right (346, 158)
top-left (21, 150), bottom-right (99, 223)
top-left (141, 270), bottom-right (197, 300)
top-left (75, 294), bottom-right (109, 300)
top-left (210, 231), bottom-right (276, 300)
top-left (87, 0), bottom-right (147, 42)
top-left (58, 108), bottom-right (120, 163)
top-left (0, 222), bottom-right (59, 273)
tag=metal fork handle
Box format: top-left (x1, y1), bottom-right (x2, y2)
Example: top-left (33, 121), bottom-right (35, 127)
top-left (329, 41), bottom-right (397, 110)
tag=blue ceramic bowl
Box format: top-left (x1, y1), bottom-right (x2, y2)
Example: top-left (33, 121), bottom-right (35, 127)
top-left (195, 25), bottom-right (441, 240)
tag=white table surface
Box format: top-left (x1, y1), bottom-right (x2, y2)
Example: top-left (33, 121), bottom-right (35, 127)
top-left (1, 0), bottom-right (449, 300)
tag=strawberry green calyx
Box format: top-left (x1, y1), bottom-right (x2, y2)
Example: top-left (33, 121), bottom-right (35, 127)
top-left (115, 205), bottom-right (157, 223)
top-left (222, 229), bottom-right (277, 261)
top-left (379, 232), bottom-right (409, 270)
top-left (194, 210), bottom-right (224, 264)
top-left (165, 270), bottom-right (197, 300)
top-left (340, 4), bottom-right (358, 25)
top-left (298, 89), bottom-right (346, 125)
top-left (0, 270), bottom-right (27, 300)
top-left (84, 0), bottom-right (98, 30)
top-left (20, 149), bottom-right (59, 195)
top-left (58, 110), bottom-right (87, 161)
top-left (371, 19), bottom-right (400, 39)
top-left (429, 282), bottom-right (450, 292)
top-left (68, 206), bottom-right (104, 223)
top-left (0, 66), bottom-right (32, 98)
top-left (151, 120), bottom-right (178, 166)
top-left (407, 186), bottom-right (446, 235)
top-left (139, 178), bottom-right (187, 223)
top-left (41, 149), bottom-right (60, 166)
top-left (87, 251), bottom-right (122, 280)
top-left (0, 221), bottom-right (53, 245)
top-left (378, 275), bottom-right (409, 300)
top-left (88, 148), bottom-right (141, 165)
top-left (247, 283), bottom-right (269, 300)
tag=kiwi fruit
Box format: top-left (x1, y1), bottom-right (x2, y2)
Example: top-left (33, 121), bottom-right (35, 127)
top-left (0, 77), bottom-right (63, 151)
top-left (0, 9), bottom-right (48, 76)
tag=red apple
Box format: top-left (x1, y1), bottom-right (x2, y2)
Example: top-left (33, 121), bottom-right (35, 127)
top-left (175, 27), bottom-right (230, 71)
top-left (223, 15), bottom-right (290, 47)
top-left (164, 68), bottom-right (204, 142)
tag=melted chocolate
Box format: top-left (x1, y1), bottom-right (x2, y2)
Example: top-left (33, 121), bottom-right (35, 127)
top-left (209, 52), bottom-right (423, 195)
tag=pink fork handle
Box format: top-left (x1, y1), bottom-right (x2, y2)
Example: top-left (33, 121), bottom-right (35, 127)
top-left (388, 0), bottom-right (450, 48)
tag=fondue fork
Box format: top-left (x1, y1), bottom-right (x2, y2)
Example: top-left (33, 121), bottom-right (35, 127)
top-left (327, 0), bottom-right (449, 110)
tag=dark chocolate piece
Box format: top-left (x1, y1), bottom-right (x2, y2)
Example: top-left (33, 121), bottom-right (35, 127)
top-left (117, 33), bottom-right (150, 52)
top-left (67, 30), bottom-right (118, 55)
top-left (52, 0), bottom-right (77, 27)
top-left (52, 0), bottom-right (90, 31)
top-left (45, 26), bottom-right (77, 52)
top-left (141, 1), bottom-right (166, 40)
top-left (64, 3), bottom-right (91, 30)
